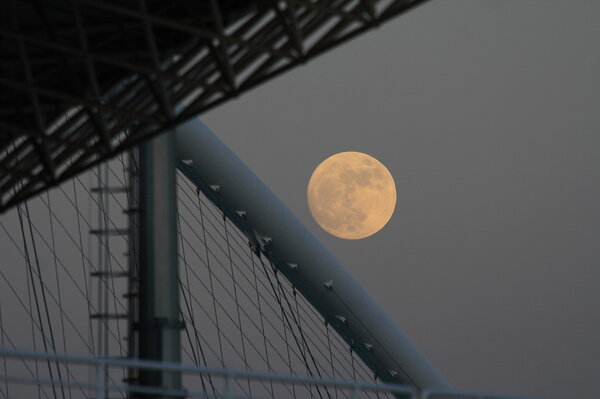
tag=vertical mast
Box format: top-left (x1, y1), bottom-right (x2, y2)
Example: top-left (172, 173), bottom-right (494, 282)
top-left (135, 131), bottom-right (182, 396)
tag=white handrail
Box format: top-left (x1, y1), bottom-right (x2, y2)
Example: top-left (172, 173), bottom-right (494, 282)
top-left (0, 348), bottom-right (547, 399)
top-left (0, 348), bottom-right (416, 399)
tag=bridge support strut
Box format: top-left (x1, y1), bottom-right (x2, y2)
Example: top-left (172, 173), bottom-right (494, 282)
top-left (136, 130), bottom-right (182, 397)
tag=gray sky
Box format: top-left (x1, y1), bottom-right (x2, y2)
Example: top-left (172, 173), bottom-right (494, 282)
top-left (202, 1), bottom-right (600, 398)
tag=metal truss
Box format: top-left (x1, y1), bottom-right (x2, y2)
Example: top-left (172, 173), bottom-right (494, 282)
top-left (0, 0), bottom-right (430, 212)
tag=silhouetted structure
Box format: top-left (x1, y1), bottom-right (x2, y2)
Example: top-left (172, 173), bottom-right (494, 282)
top-left (0, 0), bottom-right (429, 211)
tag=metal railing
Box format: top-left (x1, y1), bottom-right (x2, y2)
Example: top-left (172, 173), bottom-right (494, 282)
top-left (0, 348), bottom-right (542, 399)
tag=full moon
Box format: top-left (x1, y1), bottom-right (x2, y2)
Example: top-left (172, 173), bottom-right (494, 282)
top-left (307, 152), bottom-right (396, 240)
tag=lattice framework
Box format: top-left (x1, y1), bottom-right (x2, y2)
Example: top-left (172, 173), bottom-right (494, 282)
top-left (0, 0), bottom-right (430, 211)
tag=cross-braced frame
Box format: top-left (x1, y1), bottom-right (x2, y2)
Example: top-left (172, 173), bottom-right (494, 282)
top-left (0, 0), bottom-right (430, 212)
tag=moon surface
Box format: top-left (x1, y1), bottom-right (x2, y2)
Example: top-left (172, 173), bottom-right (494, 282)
top-left (307, 152), bottom-right (396, 240)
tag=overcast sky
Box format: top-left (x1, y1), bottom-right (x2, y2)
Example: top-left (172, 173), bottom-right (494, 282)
top-left (201, 1), bottom-right (600, 398)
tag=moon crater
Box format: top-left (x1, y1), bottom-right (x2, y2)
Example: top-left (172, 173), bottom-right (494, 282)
top-left (307, 152), bottom-right (396, 240)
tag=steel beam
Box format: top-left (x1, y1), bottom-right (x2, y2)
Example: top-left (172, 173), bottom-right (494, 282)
top-left (0, 0), bottom-right (433, 212)
top-left (174, 119), bottom-right (451, 392)
top-left (74, 0), bottom-right (291, 59)
top-left (137, 131), bottom-right (181, 397)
